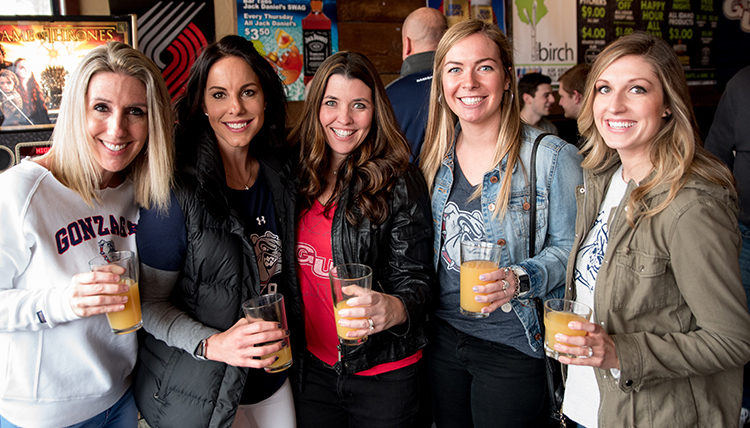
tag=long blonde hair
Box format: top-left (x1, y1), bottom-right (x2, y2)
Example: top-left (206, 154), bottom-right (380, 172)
top-left (420, 19), bottom-right (521, 218)
top-left (40, 41), bottom-right (174, 211)
top-left (578, 32), bottom-right (734, 226)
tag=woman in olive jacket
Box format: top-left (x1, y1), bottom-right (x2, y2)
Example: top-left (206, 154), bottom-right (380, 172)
top-left (555, 32), bottom-right (750, 427)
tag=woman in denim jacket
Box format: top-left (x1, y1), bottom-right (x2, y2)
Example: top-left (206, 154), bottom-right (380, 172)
top-left (420, 20), bottom-right (582, 427)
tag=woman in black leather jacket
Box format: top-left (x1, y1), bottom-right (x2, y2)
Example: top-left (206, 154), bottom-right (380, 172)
top-left (282, 51), bottom-right (434, 428)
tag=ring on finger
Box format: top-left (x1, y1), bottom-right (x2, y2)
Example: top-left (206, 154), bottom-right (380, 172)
top-left (503, 267), bottom-right (510, 276)
top-left (586, 346), bottom-right (594, 358)
top-left (367, 317), bottom-right (375, 331)
top-left (501, 280), bottom-right (509, 290)
top-left (502, 289), bottom-right (508, 298)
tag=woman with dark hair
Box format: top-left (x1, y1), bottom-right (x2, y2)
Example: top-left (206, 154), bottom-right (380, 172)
top-left (282, 51), bottom-right (434, 428)
top-left (133, 35), bottom-right (295, 428)
top-left (13, 58), bottom-right (50, 125)
top-left (556, 32), bottom-right (750, 427)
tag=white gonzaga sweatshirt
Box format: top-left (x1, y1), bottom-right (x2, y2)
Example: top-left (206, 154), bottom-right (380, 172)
top-left (0, 160), bottom-right (138, 427)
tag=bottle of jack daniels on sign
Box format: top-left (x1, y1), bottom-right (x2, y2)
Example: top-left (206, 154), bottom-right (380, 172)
top-left (302, 0), bottom-right (331, 85)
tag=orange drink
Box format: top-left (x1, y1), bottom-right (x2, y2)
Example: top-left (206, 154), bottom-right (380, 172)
top-left (264, 342), bottom-right (293, 373)
top-left (460, 260), bottom-right (497, 315)
top-left (543, 299), bottom-right (593, 360)
top-left (105, 278), bottom-right (142, 334)
top-left (334, 299), bottom-right (367, 342)
top-left (459, 241), bottom-right (504, 318)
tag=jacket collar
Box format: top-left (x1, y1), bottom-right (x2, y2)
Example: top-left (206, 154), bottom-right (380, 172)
top-left (400, 51), bottom-right (435, 77)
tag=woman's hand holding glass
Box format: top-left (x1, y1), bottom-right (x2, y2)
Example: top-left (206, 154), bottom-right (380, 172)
top-left (472, 267), bottom-right (517, 314)
top-left (203, 318), bottom-right (289, 369)
top-left (336, 288), bottom-right (408, 338)
top-left (554, 320), bottom-right (620, 370)
top-left (68, 267), bottom-right (131, 318)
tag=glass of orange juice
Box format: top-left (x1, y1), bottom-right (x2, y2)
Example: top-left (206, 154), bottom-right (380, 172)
top-left (460, 240), bottom-right (504, 318)
top-left (543, 299), bottom-right (593, 360)
top-left (88, 251), bottom-right (142, 335)
top-left (242, 294), bottom-right (293, 373)
top-left (329, 263), bottom-right (372, 346)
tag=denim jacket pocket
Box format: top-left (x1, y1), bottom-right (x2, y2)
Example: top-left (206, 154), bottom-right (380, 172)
top-left (508, 190), bottom-right (548, 240)
top-left (612, 250), bottom-right (670, 313)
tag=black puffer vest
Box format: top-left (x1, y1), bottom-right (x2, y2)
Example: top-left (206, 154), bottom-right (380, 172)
top-left (133, 130), bottom-right (291, 428)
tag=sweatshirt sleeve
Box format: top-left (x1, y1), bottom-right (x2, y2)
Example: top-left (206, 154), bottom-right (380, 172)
top-left (137, 195), bottom-right (219, 356)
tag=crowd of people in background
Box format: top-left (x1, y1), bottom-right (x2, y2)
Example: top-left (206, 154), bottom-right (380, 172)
top-left (1, 8), bottom-right (750, 428)
top-left (0, 43), bottom-right (51, 127)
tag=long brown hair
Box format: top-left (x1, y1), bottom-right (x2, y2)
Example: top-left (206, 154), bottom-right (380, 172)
top-left (578, 32), bottom-right (735, 226)
top-left (289, 51), bottom-right (410, 225)
top-left (420, 19), bottom-right (522, 219)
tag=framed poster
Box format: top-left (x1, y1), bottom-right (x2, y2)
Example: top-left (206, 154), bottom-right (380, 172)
top-left (0, 15), bottom-right (135, 169)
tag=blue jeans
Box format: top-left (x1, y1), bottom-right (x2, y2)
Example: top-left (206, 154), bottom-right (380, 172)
top-left (740, 222), bottom-right (750, 409)
top-left (1, 388), bottom-right (137, 428)
top-left (428, 319), bottom-right (546, 428)
top-left (294, 353), bottom-right (420, 428)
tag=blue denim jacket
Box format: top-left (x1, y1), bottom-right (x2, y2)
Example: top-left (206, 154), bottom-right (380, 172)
top-left (431, 124), bottom-right (583, 352)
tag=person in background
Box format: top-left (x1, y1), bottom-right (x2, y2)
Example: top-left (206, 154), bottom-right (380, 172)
top-left (0, 69), bottom-right (25, 126)
top-left (519, 72), bottom-right (557, 135)
top-left (0, 45), bottom-right (11, 71)
top-left (0, 41), bottom-right (174, 428)
top-left (557, 32), bottom-right (750, 428)
top-left (704, 64), bottom-right (750, 426)
top-left (283, 51), bottom-right (433, 428)
top-left (13, 58), bottom-right (50, 125)
top-left (557, 64), bottom-right (590, 121)
top-left (386, 6), bottom-right (447, 164)
top-left (133, 35), bottom-right (295, 428)
top-left (420, 19), bottom-right (582, 428)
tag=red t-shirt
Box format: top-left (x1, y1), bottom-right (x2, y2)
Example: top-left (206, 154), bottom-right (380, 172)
top-left (296, 200), bottom-right (421, 376)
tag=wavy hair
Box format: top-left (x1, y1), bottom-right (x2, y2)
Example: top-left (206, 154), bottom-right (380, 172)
top-left (420, 19), bottom-right (521, 219)
top-left (289, 51), bottom-right (410, 225)
top-left (40, 42), bottom-right (174, 211)
top-left (174, 35), bottom-right (286, 153)
top-left (578, 32), bottom-right (734, 226)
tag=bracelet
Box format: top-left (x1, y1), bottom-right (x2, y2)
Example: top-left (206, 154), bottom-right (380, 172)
top-left (508, 269), bottom-right (521, 299)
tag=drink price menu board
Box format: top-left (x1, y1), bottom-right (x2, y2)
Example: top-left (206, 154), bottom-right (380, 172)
top-left (578, 0), bottom-right (720, 84)
top-left (237, 0), bottom-right (339, 101)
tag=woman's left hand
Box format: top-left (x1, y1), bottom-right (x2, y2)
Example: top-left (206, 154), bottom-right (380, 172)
top-left (336, 290), bottom-right (408, 338)
top-left (471, 267), bottom-right (516, 314)
top-left (555, 320), bottom-right (620, 370)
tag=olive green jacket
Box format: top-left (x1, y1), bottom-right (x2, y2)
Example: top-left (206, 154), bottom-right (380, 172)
top-left (564, 159), bottom-right (750, 427)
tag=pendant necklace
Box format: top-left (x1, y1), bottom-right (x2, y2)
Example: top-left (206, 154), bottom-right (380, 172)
top-left (226, 171), bottom-right (251, 190)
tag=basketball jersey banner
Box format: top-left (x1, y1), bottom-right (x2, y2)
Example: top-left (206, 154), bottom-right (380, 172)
top-left (109, 0), bottom-right (215, 101)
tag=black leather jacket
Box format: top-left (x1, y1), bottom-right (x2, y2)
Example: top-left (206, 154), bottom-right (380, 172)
top-left (279, 158), bottom-right (435, 389)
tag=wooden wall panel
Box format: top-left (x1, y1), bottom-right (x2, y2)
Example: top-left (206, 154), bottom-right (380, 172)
top-left (338, 22), bottom-right (403, 74)
top-left (336, 0), bottom-right (427, 23)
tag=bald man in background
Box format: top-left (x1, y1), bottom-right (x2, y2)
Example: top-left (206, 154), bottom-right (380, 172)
top-left (386, 7), bottom-right (447, 164)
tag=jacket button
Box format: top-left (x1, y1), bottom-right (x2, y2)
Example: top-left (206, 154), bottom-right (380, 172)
top-left (579, 187), bottom-right (585, 193)
top-left (490, 176), bottom-right (499, 183)
top-left (522, 202), bottom-right (531, 210)
top-left (497, 239), bottom-right (506, 246)
top-left (488, 203), bottom-right (496, 212)
top-left (625, 380), bottom-right (633, 387)
top-left (535, 333), bottom-right (541, 340)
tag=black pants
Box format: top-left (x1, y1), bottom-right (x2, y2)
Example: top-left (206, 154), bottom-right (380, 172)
top-left (428, 319), bottom-right (546, 428)
top-left (295, 353), bottom-right (420, 428)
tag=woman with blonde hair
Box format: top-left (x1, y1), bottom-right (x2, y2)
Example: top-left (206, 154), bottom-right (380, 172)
top-left (13, 58), bottom-right (50, 124)
top-left (555, 32), bottom-right (750, 427)
top-left (283, 51), bottom-right (433, 428)
top-left (0, 41), bottom-right (174, 427)
top-left (420, 19), bottom-right (582, 427)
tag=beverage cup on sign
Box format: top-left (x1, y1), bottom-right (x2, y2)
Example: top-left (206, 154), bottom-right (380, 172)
top-left (460, 240), bottom-right (504, 318)
top-left (242, 293), bottom-right (293, 373)
top-left (543, 299), bottom-right (593, 360)
top-left (88, 251), bottom-right (142, 335)
top-left (329, 263), bottom-right (373, 346)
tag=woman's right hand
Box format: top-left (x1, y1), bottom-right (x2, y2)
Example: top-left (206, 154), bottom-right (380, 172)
top-left (67, 269), bottom-right (131, 318)
top-left (205, 318), bottom-right (288, 369)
